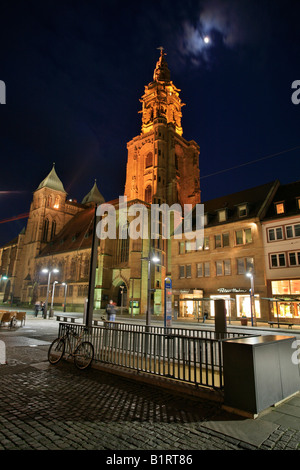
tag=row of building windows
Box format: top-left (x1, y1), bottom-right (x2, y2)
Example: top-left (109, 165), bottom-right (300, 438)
top-left (179, 228), bottom-right (253, 254)
top-left (39, 284), bottom-right (88, 298)
top-left (267, 223), bottom-right (300, 242)
top-left (270, 251), bottom-right (300, 268)
top-left (179, 257), bottom-right (254, 279)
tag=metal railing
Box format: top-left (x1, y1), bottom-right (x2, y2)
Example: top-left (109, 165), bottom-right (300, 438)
top-left (58, 322), bottom-right (252, 390)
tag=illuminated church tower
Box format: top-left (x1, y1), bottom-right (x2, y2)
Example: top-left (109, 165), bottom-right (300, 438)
top-left (125, 48), bottom-right (201, 208)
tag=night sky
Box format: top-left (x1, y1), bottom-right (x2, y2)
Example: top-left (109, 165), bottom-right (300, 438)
top-left (0, 0), bottom-right (300, 246)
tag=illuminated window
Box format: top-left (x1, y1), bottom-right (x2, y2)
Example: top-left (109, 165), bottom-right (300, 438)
top-left (275, 202), bottom-right (285, 214)
top-left (54, 197), bottom-right (60, 209)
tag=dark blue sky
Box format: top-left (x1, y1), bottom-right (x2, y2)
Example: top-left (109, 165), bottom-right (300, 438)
top-left (0, 0), bottom-right (300, 245)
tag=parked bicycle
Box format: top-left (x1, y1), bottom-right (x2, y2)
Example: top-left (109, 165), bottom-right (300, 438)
top-left (48, 325), bottom-right (94, 370)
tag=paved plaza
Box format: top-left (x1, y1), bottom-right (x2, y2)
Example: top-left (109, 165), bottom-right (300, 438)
top-left (1, 314), bottom-right (300, 456)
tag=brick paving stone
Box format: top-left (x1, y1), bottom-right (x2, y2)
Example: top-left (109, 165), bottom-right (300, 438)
top-left (1, 338), bottom-right (300, 452)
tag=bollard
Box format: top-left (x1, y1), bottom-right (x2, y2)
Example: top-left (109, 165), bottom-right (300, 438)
top-left (214, 299), bottom-right (227, 339)
top-left (0, 340), bottom-right (6, 365)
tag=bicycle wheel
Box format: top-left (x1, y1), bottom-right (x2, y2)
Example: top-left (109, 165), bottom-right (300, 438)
top-left (74, 341), bottom-right (94, 370)
top-left (48, 338), bottom-right (65, 364)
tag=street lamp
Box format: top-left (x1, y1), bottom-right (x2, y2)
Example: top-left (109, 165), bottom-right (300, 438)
top-left (246, 272), bottom-right (255, 326)
top-left (120, 285), bottom-right (124, 316)
top-left (41, 268), bottom-right (59, 319)
top-left (50, 281), bottom-right (58, 317)
top-left (142, 253), bottom-right (160, 327)
top-left (62, 282), bottom-right (68, 312)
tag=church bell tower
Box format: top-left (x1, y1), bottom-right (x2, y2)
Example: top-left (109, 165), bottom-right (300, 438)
top-left (125, 48), bottom-right (201, 208)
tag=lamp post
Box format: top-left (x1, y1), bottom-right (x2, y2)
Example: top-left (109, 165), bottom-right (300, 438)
top-left (120, 285), bottom-right (124, 317)
top-left (50, 280), bottom-right (58, 317)
top-left (41, 268), bottom-right (59, 319)
top-left (142, 253), bottom-right (160, 327)
top-left (246, 272), bottom-right (255, 326)
top-left (62, 282), bottom-right (68, 312)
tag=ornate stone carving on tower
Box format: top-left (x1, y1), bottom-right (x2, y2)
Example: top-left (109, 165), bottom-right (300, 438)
top-left (125, 48), bottom-right (201, 208)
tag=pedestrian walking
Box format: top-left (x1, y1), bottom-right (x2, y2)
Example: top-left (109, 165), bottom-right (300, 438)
top-left (106, 300), bottom-right (116, 322)
top-left (34, 301), bottom-right (41, 317)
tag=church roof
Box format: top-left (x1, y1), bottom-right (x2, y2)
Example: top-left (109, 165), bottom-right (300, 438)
top-left (36, 164), bottom-right (66, 193)
top-left (82, 180), bottom-right (105, 205)
top-left (38, 206), bottom-right (95, 257)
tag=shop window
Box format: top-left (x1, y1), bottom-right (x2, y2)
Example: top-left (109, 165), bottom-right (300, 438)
top-left (270, 253), bottom-right (286, 268)
top-left (268, 227), bottom-right (283, 241)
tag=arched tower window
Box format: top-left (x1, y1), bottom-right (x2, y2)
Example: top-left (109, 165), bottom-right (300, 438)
top-left (145, 185), bottom-right (152, 204)
top-left (50, 220), bottom-right (56, 240)
top-left (145, 152), bottom-right (153, 168)
top-left (120, 223), bottom-right (129, 263)
top-left (42, 218), bottom-right (49, 242)
top-left (47, 195), bottom-right (52, 207)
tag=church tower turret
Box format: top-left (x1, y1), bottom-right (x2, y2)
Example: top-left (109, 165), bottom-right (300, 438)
top-left (125, 48), bottom-right (201, 208)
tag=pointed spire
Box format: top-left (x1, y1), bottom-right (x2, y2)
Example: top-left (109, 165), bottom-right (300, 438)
top-left (153, 47), bottom-right (170, 82)
top-left (36, 164), bottom-right (66, 193)
top-left (82, 180), bottom-right (105, 205)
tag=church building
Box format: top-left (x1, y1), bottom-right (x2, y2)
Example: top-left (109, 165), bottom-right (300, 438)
top-left (0, 49), bottom-right (201, 316)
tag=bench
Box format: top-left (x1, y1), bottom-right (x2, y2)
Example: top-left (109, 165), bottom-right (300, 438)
top-left (0, 311), bottom-right (14, 326)
top-left (268, 321), bottom-right (294, 329)
top-left (93, 319), bottom-right (104, 326)
top-left (55, 314), bottom-right (78, 323)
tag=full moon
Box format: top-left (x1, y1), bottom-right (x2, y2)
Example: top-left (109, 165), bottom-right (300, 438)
top-left (203, 36), bottom-right (210, 44)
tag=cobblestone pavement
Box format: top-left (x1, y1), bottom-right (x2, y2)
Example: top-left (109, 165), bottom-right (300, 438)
top-left (1, 318), bottom-right (300, 454)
